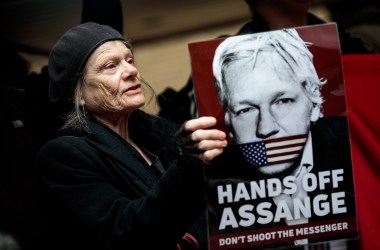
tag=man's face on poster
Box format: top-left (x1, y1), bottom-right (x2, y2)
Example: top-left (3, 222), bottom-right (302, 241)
top-left (224, 51), bottom-right (320, 174)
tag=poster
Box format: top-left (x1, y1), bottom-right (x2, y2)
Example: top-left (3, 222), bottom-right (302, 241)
top-left (188, 23), bottom-right (358, 249)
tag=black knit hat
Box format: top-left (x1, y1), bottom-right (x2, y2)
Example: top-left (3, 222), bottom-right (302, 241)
top-left (48, 22), bottom-right (126, 103)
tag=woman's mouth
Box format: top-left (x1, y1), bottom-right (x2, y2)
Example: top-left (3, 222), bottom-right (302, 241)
top-left (124, 84), bottom-right (142, 95)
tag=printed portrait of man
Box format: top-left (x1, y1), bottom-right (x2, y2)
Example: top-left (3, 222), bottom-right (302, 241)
top-left (205, 27), bottom-right (357, 249)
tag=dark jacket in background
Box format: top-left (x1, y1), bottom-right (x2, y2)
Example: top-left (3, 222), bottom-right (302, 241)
top-left (237, 12), bottom-right (372, 54)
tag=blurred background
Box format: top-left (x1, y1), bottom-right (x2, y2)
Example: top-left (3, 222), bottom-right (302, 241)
top-left (0, 1), bottom-right (379, 250)
top-left (1, 0), bottom-right (379, 114)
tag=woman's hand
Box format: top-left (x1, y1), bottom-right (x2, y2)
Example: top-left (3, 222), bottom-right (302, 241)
top-left (179, 116), bottom-right (227, 162)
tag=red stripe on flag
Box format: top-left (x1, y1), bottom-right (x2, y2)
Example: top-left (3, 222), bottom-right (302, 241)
top-left (264, 134), bottom-right (307, 166)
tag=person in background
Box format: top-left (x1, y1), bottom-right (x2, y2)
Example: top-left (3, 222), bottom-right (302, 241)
top-left (207, 28), bottom-right (356, 249)
top-left (338, 1), bottom-right (380, 53)
top-left (36, 22), bottom-right (227, 250)
top-left (239, 0), bottom-right (373, 53)
top-left (0, 38), bottom-right (53, 250)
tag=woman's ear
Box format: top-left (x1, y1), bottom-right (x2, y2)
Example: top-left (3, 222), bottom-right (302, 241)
top-left (79, 98), bottom-right (85, 106)
top-left (310, 104), bottom-right (321, 122)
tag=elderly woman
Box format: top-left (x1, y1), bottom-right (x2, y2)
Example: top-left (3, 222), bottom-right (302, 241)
top-left (37, 22), bottom-right (227, 250)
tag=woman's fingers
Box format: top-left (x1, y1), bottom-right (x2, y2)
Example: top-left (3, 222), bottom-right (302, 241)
top-left (201, 148), bottom-right (225, 162)
top-left (181, 116), bottom-right (217, 134)
top-left (184, 129), bottom-right (227, 144)
top-left (180, 116), bottom-right (227, 162)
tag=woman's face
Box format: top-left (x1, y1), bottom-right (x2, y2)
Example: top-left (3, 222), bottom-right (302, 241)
top-left (224, 51), bottom-right (319, 174)
top-left (80, 40), bottom-right (145, 119)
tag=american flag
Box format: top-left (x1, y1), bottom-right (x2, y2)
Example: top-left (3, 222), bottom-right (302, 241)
top-left (238, 134), bottom-right (308, 167)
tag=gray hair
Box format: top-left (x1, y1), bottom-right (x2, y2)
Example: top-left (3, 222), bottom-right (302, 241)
top-left (212, 28), bottom-right (326, 113)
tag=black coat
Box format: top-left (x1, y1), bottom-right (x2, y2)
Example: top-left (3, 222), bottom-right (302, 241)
top-left (37, 110), bottom-right (207, 250)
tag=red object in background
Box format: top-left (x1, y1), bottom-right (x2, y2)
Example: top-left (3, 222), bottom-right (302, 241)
top-left (343, 53), bottom-right (380, 250)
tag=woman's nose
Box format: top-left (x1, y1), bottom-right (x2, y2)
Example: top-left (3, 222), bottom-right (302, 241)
top-left (121, 61), bottom-right (138, 79)
top-left (256, 109), bottom-right (279, 139)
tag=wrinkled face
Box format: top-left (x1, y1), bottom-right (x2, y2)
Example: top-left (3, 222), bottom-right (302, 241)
top-left (224, 51), bottom-right (319, 174)
top-left (80, 40), bottom-right (145, 120)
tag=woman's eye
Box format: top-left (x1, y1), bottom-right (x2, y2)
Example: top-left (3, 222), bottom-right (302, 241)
top-left (126, 58), bottom-right (134, 65)
top-left (104, 63), bottom-right (116, 69)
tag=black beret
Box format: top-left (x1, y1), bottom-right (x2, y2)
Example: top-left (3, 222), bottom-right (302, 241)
top-left (48, 22), bottom-right (126, 103)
